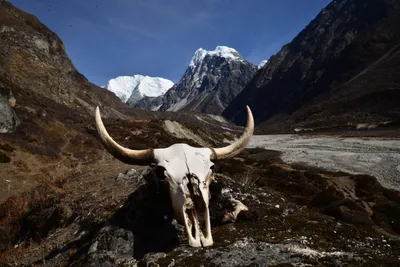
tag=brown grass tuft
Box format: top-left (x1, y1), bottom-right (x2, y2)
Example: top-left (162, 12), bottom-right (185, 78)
top-left (0, 184), bottom-right (65, 252)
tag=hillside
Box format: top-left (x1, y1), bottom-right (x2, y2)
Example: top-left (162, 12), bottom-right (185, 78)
top-left (0, 0), bottom-right (129, 119)
top-left (223, 0), bottom-right (400, 134)
top-left (0, 0), bottom-right (242, 204)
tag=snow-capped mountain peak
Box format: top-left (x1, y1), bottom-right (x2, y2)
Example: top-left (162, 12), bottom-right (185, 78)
top-left (106, 75), bottom-right (174, 104)
top-left (189, 46), bottom-right (242, 68)
top-left (114, 45), bottom-right (256, 114)
top-left (151, 45), bottom-right (257, 115)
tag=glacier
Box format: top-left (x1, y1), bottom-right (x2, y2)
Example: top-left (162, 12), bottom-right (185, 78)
top-left (106, 75), bottom-right (174, 104)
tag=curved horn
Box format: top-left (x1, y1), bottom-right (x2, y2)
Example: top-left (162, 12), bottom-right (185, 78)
top-left (95, 106), bottom-right (154, 165)
top-left (211, 105), bottom-right (254, 160)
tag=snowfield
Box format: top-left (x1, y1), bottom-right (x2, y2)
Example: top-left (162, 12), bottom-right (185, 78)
top-left (106, 75), bottom-right (174, 103)
top-left (189, 46), bottom-right (243, 68)
top-left (248, 135), bottom-right (400, 190)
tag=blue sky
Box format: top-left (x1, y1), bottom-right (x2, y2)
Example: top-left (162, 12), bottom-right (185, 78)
top-left (9, 0), bottom-right (331, 86)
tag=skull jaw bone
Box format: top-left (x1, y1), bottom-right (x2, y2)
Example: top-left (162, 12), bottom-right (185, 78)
top-left (181, 200), bottom-right (213, 247)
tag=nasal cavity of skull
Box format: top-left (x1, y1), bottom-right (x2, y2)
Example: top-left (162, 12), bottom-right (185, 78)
top-left (187, 174), bottom-right (207, 236)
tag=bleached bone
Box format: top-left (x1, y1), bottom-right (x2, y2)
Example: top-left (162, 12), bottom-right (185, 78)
top-left (223, 199), bottom-right (249, 223)
top-left (95, 105), bottom-right (254, 247)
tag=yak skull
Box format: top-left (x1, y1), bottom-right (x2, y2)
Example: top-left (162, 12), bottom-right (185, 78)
top-left (94, 106), bottom-right (254, 247)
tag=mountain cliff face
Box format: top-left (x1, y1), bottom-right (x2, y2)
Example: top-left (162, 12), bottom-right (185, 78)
top-left (0, 0), bottom-right (126, 118)
top-left (149, 46), bottom-right (257, 115)
top-left (134, 88), bottom-right (174, 111)
top-left (105, 75), bottom-right (174, 108)
top-left (223, 0), bottom-right (400, 133)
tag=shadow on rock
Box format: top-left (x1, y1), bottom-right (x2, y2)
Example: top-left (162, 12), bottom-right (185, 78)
top-left (35, 167), bottom-right (258, 266)
top-left (81, 167), bottom-right (182, 266)
top-left (109, 167), bottom-right (180, 260)
top-left (104, 168), bottom-right (257, 261)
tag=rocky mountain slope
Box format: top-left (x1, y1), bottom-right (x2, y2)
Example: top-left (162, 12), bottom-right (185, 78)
top-left (257, 60), bottom-right (268, 69)
top-left (144, 46), bottom-right (257, 115)
top-left (0, 0), bottom-right (245, 204)
top-left (0, 0), bottom-right (128, 119)
top-left (223, 0), bottom-right (400, 134)
top-left (105, 75), bottom-right (174, 108)
top-left (0, 0), bottom-right (239, 130)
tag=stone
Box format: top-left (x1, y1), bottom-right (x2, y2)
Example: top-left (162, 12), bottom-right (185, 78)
top-left (85, 225), bottom-right (136, 267)
top-left (0, 88), bottom-right (20, 133)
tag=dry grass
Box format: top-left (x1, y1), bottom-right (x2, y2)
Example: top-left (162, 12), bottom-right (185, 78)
top-left (0, 155), bottom-right (142, 265)
top-left (239, 170), bottom-right (261, 189)
top-left (0, 183), bottom-right (65, 252)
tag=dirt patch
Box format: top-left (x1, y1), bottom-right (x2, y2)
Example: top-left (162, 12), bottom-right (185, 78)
top-left (164, 120), bottom-right (210, 147)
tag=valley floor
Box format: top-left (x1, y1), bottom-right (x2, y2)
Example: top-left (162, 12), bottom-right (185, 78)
top-left (249, 134), bottom-right (400, 191)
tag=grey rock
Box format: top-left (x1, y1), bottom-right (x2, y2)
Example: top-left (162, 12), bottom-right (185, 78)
top-left (126, 88), bottom-right (145, 107)
top-left (0, 88), bottom-right (20, 133)
top-left (86, 225), bottom-right (136, 267)
top-left (78, 168), bottom-right (255, 265)
top-left (134, 95), bottom-right (165, 111)
top-left (140, 252), bottom-right (167, 267)
top-left (155, 237), bottom-right (356, 267)
top-left (116, 169), bottom-right (139, 183)
top-left (203, 238), bottom-right (304, 266)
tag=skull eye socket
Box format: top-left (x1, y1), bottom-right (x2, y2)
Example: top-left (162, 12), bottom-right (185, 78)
top-left (155, 166), bottom-right (167, 180)
top-left (210, 165), bottom-right (215, 173)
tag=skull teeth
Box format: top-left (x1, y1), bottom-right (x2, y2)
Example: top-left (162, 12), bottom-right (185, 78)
top-left (183, 207), bottom-right (213, 247)
top-left (181, 175), bottom-right (213, 247)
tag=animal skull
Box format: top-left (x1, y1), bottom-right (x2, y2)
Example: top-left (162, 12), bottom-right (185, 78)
top-left (95, 106), bottom-right (254, 247)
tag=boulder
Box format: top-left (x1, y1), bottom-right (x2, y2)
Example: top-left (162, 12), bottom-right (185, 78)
top-left (0, 88), bottom-right (20, 133)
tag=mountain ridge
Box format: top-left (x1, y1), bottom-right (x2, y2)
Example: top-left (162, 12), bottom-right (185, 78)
top-left (139, 46), bottom-right (257, 115)
top-left (223, 0), bottom-right (400, 133)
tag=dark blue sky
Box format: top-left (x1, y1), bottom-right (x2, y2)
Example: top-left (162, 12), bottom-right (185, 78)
top-left (9, 0), bottom-right (331, 86)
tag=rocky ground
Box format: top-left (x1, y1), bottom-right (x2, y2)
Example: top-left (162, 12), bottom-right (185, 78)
top-left (249, 134), bottom-right (400, 190)
top-left (1, 140), bottom-right (400, 266)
